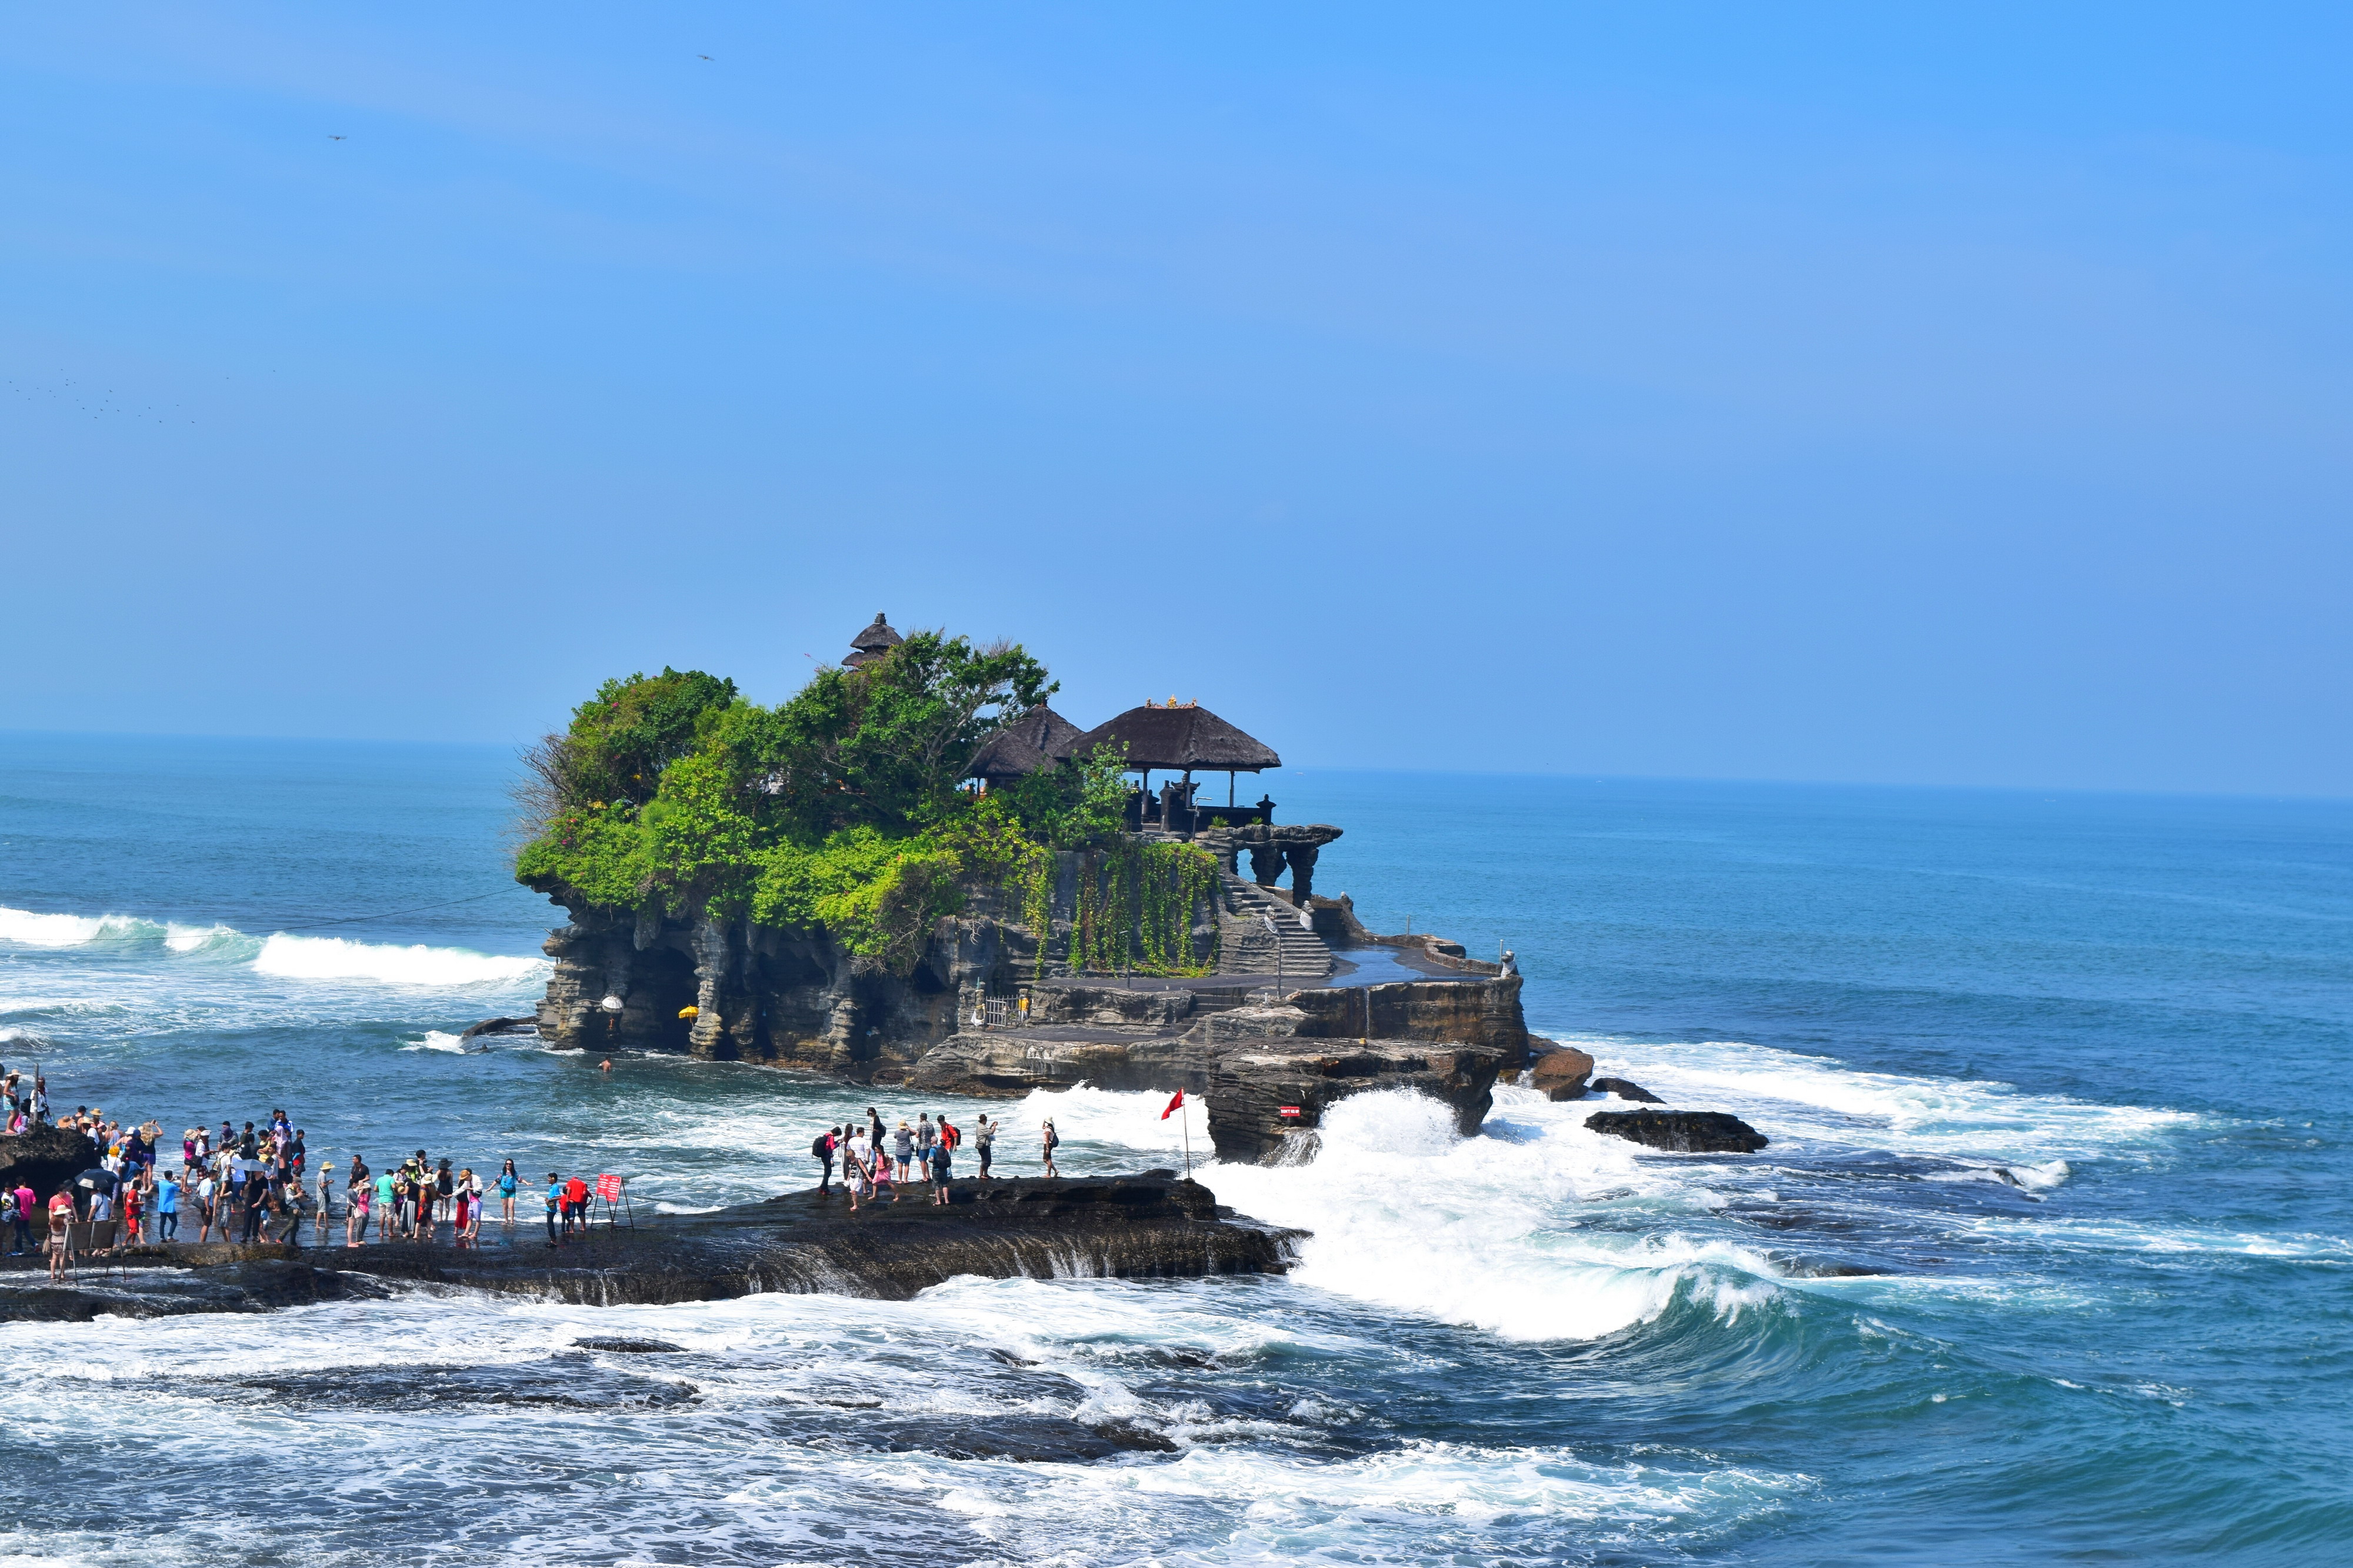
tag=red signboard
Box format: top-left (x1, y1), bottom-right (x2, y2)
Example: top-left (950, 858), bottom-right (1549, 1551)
top-left (595, 1173), bottom-right (623, 1201)
top-left (1278, 1106), bottom-right (1302, 1118)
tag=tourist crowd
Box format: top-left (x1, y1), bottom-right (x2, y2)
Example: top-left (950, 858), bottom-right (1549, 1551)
top-left (4, 1064), bottom-right (1093, 1278)
top-left (0, 1062), bottom-right (619, 1276)
top-left (809, 1107), bottom-right (1064, 1211)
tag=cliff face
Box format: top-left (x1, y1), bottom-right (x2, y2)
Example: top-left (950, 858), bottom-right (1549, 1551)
top-left (532, 852), bottom-right (1221, 1081)
top-left (536, 892), bottom-right (1021, 1080)
top-left (529, 843), bottom-right (1547, 1166)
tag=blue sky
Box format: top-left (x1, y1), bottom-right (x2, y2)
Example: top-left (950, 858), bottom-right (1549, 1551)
top-left (5, 4), bottom-right (2347, 793)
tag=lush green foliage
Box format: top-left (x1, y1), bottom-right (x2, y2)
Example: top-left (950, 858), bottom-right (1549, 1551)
top-left (515, 632), bottom-right (1156, 971)
top-left (1070, 839), bottom-right (1222, 978)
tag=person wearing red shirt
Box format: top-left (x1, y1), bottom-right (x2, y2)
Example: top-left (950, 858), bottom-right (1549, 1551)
top-left (563, 1175), bottom-right (589, 1237)
top-left (46, 1191), bottom-right (75, 1281)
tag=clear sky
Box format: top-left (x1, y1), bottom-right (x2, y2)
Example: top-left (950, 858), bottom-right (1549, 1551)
top-left (5, 4), bottom-right (2347, 794)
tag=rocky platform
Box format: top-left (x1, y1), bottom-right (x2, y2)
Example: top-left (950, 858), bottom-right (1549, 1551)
top-left (0, 1174), bottom-right (1299, 1322)
top-left (911, 980), bottom-right (1528, 1163)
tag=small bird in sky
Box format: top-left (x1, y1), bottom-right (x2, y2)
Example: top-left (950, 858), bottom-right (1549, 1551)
top-left (698, 54), bottom-right (712, 61)
top-left (328, 135), bottom-right (347, 141)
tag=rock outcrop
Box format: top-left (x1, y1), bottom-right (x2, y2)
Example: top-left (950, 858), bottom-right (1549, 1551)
top-left (0, 1125), bottom-right (100, 1205)
top-left (1591, 1076), bottom-right (1664, 1104)
top-left (912, 976), bottom-right (1529, 1163)
top-left (1525, 1042), bottom-right (1595, 1101)
top-left (0, 1175), bottom-right (1298, 1317)
top-left (1204, 1033), bottom-right (1509, 1163)
top-left (1586, 1109), bottom-right (1769, 1153)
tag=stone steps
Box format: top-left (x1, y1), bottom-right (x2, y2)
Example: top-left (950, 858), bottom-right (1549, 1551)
top-left (1216, 872), bottom-right (1333, 980)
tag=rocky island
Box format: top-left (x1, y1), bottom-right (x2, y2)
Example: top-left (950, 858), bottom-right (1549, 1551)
top-left (515, 613), bottom-right (1593, 1164)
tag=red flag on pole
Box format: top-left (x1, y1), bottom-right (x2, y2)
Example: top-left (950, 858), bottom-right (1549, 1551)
top-left (1161, 1089), bottom-right (1185, 1120)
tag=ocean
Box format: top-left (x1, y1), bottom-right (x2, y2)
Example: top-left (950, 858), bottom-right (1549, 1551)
top-left (2, 732), bottom-right (2348, 1566)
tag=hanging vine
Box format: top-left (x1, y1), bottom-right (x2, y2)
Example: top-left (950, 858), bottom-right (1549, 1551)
top-left (1058, 840), bottom-right (1219, 977)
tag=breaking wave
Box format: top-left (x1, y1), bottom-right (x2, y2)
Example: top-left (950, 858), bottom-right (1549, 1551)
top-left (251, 935), bottom-right (543, 987)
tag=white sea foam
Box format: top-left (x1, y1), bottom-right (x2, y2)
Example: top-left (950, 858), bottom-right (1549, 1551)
top-left (162, 922), bottom-right (247, 956)
top-left (0, 1283), bottom-right (1808, 1564)
top-left (252, 933), bottom-right (546, 987)
top-left (401, 1030), bottom-right (469, 1053)
top-left (0, 907), bottom-right (145, 948)
top-left (999, 1082), bottom-right (1781, 1343)
top-left (1555, 1032), bottom-right (2200, 1165)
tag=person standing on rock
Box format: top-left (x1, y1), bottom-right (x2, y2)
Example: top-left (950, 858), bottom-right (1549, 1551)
top-left (814, 1127), bottom-right (838, 1195)
top-left (929, 1134), bottom-right (953, 1205)
top-left (544, 1172), bottom-right (563, 1248)
top-left (1040, 1118), bottom-right (1059, 1177)
top-left (892, 1121), bottom-right (915, 1187)
top-left (373, 1165), bottom-right (396, 1242)
top-left (498, 1160), bottom-right (519, 1226)
top-left (156, 1167), bottom-right (181, 1243)
top-left (46, 1189), bottom-right (74, 1280)
top-left (435, 1160), bottom-right (457, 1241)
top-left (842, 1130), bottom-right (870, 1213)
top-left (346, 1159), bottom-right (371, 1247)
top-left (915, 1115), bottom-right (936, 1187)
top-left (973, 1115), bottom-right (995, 1179)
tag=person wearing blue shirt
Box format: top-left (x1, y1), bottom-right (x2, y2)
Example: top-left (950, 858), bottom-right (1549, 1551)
top-left (544, 1173), bottom-right (563, 1248)
top-left (156, 1170), bottom-right (181, 1241)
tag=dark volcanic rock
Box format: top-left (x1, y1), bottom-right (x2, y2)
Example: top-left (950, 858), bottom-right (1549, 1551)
top-left (1591, 1076), bottom-right (1664, 1104)
top-left (1526, 1042), bottom-right (1595, 1101)
top-left (0, 1125), bottom-right (101, 1206)
top-left (1587, 1109), bottom-right (1769, 1153)
top-left (1207, 1033), bottom-right (1509, 1163)
top-left (0, 1175), bottom-right (1299, 1320)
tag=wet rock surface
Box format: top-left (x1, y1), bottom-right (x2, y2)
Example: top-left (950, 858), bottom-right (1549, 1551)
top-left (1586, 1109), bottom-right (1770, 1153)
top-left (1590, 1076), bottom-right (1665, 1104)
top-left (1526, 1042), bottom-right (1596, 1101)
top-left (1208, 1034), bottom-right (1509, 1163)
top-left (0, 1175), bottom-right (1299, 1319)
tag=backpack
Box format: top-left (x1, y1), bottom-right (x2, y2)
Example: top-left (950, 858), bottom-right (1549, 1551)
top-left (812, 1135), bottom-right (832, 1158)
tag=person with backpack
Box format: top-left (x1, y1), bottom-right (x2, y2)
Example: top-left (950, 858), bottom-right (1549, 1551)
top-left (928, 1134), bottom-right (954, 1206)
top-left (813, 1127), bottom-right (838, 1195)
top-left (564, 1173), bottom-right (590, 1236)
top-left (973, 1115), bottom-right (995, 1180)
top-left (1040, 1117), bottom-right (1060, 1177)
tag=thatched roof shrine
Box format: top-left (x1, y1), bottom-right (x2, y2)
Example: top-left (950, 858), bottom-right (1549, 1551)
top-left (965, 705), bottom-right (1085, 783)
top-left (842, 613), bottom-right (902, 669)
top-left (1064, 702), bottom-right (1281, 775)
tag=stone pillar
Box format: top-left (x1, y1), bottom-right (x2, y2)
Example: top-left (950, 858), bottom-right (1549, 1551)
top-left (1282, 844), bottom-right (1320, 903)
top-left (1248, 843), bottom-right (1283, 888)
top-left (688, 918), bottom-right (732, 1057)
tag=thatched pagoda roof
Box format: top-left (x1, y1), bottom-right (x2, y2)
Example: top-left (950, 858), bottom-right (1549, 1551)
top-left (844, 613), bottom-right (903, 669)
top-left (1064, 703), bottom-right (1281, 773)
top-left (965, 705), bottom-right (1086, 782)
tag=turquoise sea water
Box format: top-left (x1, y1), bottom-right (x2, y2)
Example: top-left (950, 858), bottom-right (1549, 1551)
top-left (2, 732), bottom-right (2348, 1565)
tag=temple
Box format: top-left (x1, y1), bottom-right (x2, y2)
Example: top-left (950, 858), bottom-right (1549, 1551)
top-left (526, 612), bottom-right (1570, 1163)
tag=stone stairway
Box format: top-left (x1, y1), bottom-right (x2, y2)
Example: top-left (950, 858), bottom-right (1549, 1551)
top-left (1217, 871), bottom-right (1334, 981)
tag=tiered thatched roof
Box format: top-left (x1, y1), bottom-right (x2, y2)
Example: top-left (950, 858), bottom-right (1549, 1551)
top-left (842, 613), bottom-right (903, 669)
